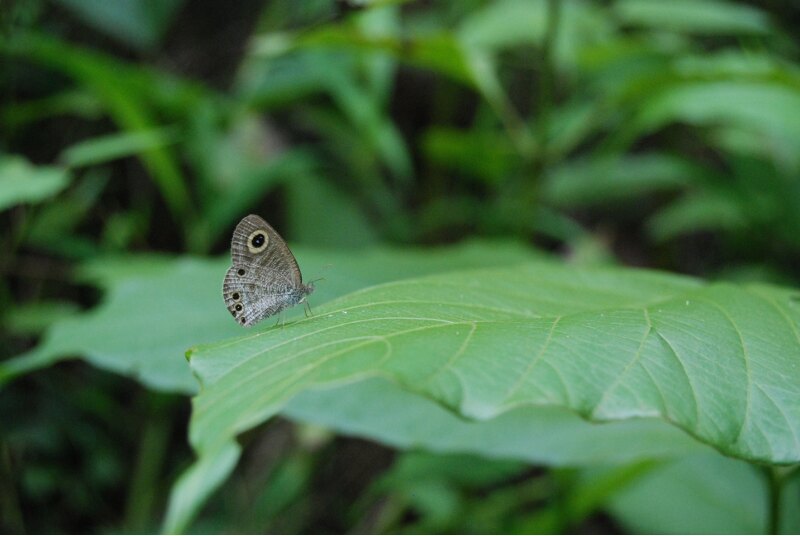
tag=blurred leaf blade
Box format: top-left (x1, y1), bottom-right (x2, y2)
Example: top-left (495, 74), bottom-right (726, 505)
top-left (3, 301), bottom-right (80, 336)
top-left (0, 156), bottom-right (70, 211)
top-left (0, 257), bottom-right (226, 394)
top-left (52, 0), bottom-right (187, 51)
top-left (5, 32), bottom-right (196, 221)
top-left (633, 81), bottom-right (800, 167)
top-left (164, 441), bottom-right (241, 536)
top-left (648, 192), bottom-right (748, 242)
top-left (615, 0), bottom-right (772, 35)
top-left (284, 377), bottom-right (709, 466)
top-left (543, 153), bottom-right (702, 207)
top-left (60, 126), bottom-right (181, 168)
top-left (603, 453), bottom-right (781, 533)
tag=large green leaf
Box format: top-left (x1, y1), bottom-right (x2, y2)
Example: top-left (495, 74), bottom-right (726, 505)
top-left (0, 257), bottom-right (232, 393)
top-left (165, 261), bottom-right (800, 531)
top-left (0, 242), bottom-right (540, 393)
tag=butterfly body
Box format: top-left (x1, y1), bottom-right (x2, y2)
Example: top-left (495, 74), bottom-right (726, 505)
top-left (223, 215), bottom-right (314, 327)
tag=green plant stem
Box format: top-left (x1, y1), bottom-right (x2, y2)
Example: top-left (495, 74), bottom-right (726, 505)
top-left (762, 464), bottom-right (799, 534)
top-left (122, 397), bottom-right (172, 533)
top-left (510, 0), bottom-right (560, 235)
top-left (766, 466), bottom-right (781, 534)
top-left (0, 442), bottom-right (25, 533)
top-left (533, 0), bottom-right (560, 174)
top-left (480, 78), bottom-right (534, 159)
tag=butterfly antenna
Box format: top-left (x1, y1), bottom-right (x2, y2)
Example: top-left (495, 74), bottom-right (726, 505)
top-left (310, 263), bottom-right (333, 284)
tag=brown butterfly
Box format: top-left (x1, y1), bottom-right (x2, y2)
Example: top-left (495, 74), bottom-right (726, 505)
top-left (223, 215), bottom-right (315, 327)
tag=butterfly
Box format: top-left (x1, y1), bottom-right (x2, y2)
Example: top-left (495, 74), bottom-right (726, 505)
top-left (223, 215), bottom-right (315, 327)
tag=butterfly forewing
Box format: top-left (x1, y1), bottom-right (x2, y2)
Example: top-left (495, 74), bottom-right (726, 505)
top-left (230, 215), bottom-right (303, 285)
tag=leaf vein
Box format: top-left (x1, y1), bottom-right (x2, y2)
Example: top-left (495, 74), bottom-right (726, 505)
top-left (502, 316), bottom-right (562, 404)
top-left (653, 330), bottom-right (701, 430)
top-left (421, 321), bottom-right (478, 387)
top-left (592, 308), bottom-right (653, 417)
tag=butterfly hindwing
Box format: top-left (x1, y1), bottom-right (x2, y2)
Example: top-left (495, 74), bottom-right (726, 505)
top-left (223, 265), bottom-right (297, 326)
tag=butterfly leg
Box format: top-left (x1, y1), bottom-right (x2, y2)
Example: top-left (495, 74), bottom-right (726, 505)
top-left (304, 301), bottom-right (313, 318)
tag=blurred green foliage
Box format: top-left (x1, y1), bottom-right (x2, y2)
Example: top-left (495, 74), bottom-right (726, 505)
top-left (2, 0), bottom-right (800, 533)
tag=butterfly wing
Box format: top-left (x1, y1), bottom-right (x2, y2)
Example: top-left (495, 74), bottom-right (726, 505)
top-left (223, 215), bottom-right (305, 327)
top-left (230, 214), bottom-right (303, 285)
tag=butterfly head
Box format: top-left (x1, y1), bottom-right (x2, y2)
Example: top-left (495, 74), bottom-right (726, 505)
top-left (301, 281), bottom-right (316, 300)
top-left (303, 276), bottom-right (326, 299)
